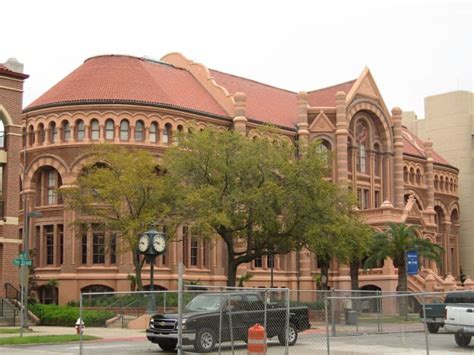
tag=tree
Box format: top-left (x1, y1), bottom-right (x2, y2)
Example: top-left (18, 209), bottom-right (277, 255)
top-left (364, 223), bottom-right (443, 315)
top-left (163, 128), bottom-right (344, 286)
top-left (61, 145), bottom-right (173, 290)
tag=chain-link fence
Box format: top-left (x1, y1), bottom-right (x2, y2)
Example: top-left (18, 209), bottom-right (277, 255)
top-left (79, 286), bottom-right (294, 354)
top-left (77, 288), bottom-right (474, 354)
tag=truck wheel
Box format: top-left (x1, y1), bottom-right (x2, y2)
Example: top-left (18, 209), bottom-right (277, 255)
top-left (427, 323), bottom-right (440, 334)
top-left (454, 332), bottom-right (472, 347)
top-left (278, 323), bottom-right (298, 346)
top-left (194, 328), bottom-right (217, 353)
top-left (157, 339), bottom-right (177, 351)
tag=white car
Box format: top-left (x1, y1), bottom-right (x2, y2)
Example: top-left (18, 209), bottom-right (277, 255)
top-left (444, 304), bottom-right (474, 347)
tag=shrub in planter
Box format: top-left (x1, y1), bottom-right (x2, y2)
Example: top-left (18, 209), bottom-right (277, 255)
top-left (29, 304), bottom-right (115, 326)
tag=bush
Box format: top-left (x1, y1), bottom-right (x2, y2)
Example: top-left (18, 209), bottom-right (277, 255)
top-left (29, 304), bottom-right (115, 327)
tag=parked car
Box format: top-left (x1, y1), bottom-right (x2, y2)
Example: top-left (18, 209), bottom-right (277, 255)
top-left (444, 303), bottom-right (474, 347)
top-left (146, 292), bottom-right (310, 352)
top-left (420, 291), bottom-right (474, 333)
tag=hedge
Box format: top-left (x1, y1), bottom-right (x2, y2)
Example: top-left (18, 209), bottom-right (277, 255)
top-left (29, 304), bottom-right (115, 327)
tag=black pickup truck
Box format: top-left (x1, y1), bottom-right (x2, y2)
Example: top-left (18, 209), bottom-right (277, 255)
top-left (420, 291), bottom-right (474, 333)
top-left (146, 292), bottom-right (310, 352)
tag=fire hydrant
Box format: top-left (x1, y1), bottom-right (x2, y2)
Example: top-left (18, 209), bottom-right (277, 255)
top-left (75, 318), bottom-right (85, 335)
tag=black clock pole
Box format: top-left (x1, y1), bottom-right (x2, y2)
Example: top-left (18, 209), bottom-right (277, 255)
top-left (147, 256), bottom-right (156, 314)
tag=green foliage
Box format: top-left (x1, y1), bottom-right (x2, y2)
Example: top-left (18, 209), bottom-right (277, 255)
top-left (60, 144), bottom-right (175, 289)
top-left (163, 128), bottom-right (350, 286)
top-left (29, 304), bottom-right (114, 327)
top-left (0, 335), bottom-right (99, 345)
top-left (238, 272), bottom-right (254, 287)
top-left (364, 223), bottom-right (443, 291)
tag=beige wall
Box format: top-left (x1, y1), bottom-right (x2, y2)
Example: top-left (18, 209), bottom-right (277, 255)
top-left (404, 91), bottom-right (474, 278)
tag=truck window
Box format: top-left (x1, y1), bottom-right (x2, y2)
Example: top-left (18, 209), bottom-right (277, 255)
top-left (228, 295), bottom-right (244, 311)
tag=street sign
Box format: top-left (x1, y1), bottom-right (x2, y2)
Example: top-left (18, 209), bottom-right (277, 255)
top-left (13, 253), bottom-right (32, 267)
top-left (406, 251), bottom-right (418, 275)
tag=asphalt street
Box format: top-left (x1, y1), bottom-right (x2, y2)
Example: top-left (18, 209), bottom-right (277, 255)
top-left (2, 332), bottom-right (474, 355)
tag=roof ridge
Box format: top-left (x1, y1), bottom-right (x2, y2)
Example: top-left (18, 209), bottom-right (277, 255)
top-left (307, 79), bottom-right (357, 94)
top-left (210, 68), bottom-right (297, 94)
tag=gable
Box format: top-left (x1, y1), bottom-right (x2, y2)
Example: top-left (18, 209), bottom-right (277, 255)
top-left (309, 111), bottom-right (335, 132)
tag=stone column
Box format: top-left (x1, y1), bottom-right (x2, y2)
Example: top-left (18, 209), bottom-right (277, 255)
top-left (423, 140), bottom-right (435, 210)
top-left (335, 91), bottom-right (348, 187)
top-left (391, 107), bottom-right (404, 208)
top-left (296, 91), bottom-right (309, 149)
top-left (83, 125), bottom-right (90, 143)
top-left (233, 92), bottom-right (247, 135)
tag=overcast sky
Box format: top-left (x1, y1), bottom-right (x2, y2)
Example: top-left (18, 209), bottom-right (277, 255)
top-left (2, 0), bottom-right (472, 116)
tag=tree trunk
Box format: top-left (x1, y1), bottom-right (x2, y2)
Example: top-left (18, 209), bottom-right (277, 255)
top-left (133, 250), bottom-right (144, 290)
top-left (350, 260), bottom-right (360, 292)
top-left (397, 259), bottom-right (408, 317)
top-left (227, 262), bottom-right (238, 287)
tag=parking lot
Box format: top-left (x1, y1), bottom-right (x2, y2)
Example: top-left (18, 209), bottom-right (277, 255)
top-left (2, 330), bottom-right (473, 354)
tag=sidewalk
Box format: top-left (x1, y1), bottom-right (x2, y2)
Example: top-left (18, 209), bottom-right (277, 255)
top-left (0, 326), bottom-right (146, 340)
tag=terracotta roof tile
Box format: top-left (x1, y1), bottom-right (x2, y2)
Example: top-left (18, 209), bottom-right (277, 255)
top-left (307, 80), bottom-right (356, 107)
top-left (26, 55), bottom-right (227, 116)
top-left (402, 127), bottom-right (450, 165)
top-left (0, 64), bottom-right (28, 79)
top-left (210, 69), bottom-right (298, 128)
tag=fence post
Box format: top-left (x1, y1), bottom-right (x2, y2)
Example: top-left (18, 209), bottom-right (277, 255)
top-left (218, 287), bottom-right (223, 355)
top-left (263, 289), bottom-right (267, 331)
top-left (163, 291), bottom-right (167, 313)
top-left (285, 288), bottom-right (290, 355)
top-left (324, 297), bottom-right (331, 355)
top-left (79, 292), bottom-right (83, 355)
top-left (228, 293), bottom-right (235, 355)
top-left (421, 294), bottom-right (430, 355)
top-left (376, 290), bottom-right (381, 333)
top-left (177, 262), bottom-right (184, 355)
top-left (330, 289), bottom-right (336, 336)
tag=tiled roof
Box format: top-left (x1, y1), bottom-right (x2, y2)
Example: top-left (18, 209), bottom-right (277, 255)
top-left (210, 69), bottom-right (297, 128)
top-left (25, 54), bottom-right (452, 167)
top-left (307, 80), bottom-right (356, 107)
top-left (402, 127), bottom-right (450, 165)
top-left (26, 55), bottom-right (227, 116)
top-left (0, 64), bottom-right (29, 79)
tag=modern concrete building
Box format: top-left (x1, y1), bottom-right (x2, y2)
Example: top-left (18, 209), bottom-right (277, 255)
top-left (18, 53), bottom-right (465, 304)
top-left (404, 91), bottom-right (474, 278)
top-left (0, 58), bottom-right (28, 298)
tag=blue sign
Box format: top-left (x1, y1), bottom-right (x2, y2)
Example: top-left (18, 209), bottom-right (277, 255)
top-left (406, 251), bottom-right (418, 275)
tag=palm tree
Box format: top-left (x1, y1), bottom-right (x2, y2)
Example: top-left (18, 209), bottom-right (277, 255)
top-left (364, 223), bottom-right (443, 315)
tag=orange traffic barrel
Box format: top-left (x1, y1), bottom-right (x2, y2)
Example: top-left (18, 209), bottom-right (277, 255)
top-left (248, 323), bottom-right (267, 355)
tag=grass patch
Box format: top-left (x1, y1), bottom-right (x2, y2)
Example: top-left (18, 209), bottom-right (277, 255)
top-left (0, 328), bottom-right (24, 334)
top-left (0, 334), bottom-right (99, 346)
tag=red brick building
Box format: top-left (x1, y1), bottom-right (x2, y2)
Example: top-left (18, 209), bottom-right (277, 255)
top-left (0, 58), bottom-right (28, 298)
top-left (19, 54), bottom-right (464, 304)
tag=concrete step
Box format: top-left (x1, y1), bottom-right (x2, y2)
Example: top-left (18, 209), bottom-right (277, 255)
top-left (106, 315), bottom-right (139, 328)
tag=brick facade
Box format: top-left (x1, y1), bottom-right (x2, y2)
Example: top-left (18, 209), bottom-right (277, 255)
top-left (20, 54), bottom-right (463, 304)
top-left (0, 59), bottom-right (28, 298)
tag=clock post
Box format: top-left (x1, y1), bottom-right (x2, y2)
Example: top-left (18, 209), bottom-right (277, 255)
top-left (138, 225), bottom-right (167, 314)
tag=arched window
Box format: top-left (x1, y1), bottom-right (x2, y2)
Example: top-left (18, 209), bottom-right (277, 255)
top-left (120, 120), bottom-right (129, 141)
top-left (163, 123), bottom-right (172, 144)
top-left (176, 124), bottom-right (184, 144)
top-left (316, 140), bottom-right (331, 165)
top-left (416, 169), bottom-right (422, 185)
top-left (403, 166), bottom-right (409, 183)
top-left (409, 168), bottom-right (415, 185)
top-left (105, 119), bottom-right (114, 140)
top-left (0, 120), bottom-right (5, 148)
top-left (90, 119), bottom-right (100, 141)
top-left (439, 176), bottom-right (444, 191)
top-left (34, 167), bottom-right (63, 206)
top-left (76, 120), bottom-right (85, 141)
top-left (81, 284), bottom-right (114, 294)
top-left (434, 175), bottom-right (439, 190)
top-left (374, 143), bottom-right (381, 176)
top-left (135, 120), bottom-right (144, 142)
top-left (62, 121), bottom-right (71, 142)
top-left (49, 122), bottom-right (57, 144)
top-left (28, 125), bottom-right (35, 146)
top-left (38, 124), bottom-right (45, 145)
top-left (355, 121), bottom-right (368, 174)
top-left (149, 122), bottom-right (158, 143)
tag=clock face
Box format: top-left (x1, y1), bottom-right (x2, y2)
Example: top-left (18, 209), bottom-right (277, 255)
top-left (153, 234), bottom-right (166, 254)
top-left (138, 235), bottom-right (149, 253)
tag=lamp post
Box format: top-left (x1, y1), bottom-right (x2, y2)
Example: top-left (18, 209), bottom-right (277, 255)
top-left (20, 209), bottom-right (42, 337)
top-left (138, 226), bottom-right (167, 314)
top-left (268, 252), bottom-right (275, 288)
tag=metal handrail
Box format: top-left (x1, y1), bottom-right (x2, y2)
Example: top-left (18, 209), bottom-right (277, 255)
top-left (121, 298), bottom-right (142, 328)
top-left (4, 283), bottom-right (20, 301)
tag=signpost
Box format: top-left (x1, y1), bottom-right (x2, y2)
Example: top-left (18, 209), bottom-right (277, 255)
top-left (406, 251), bottom-right (418, 275)
top-left (13, 252), bottom-right (32, 267)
